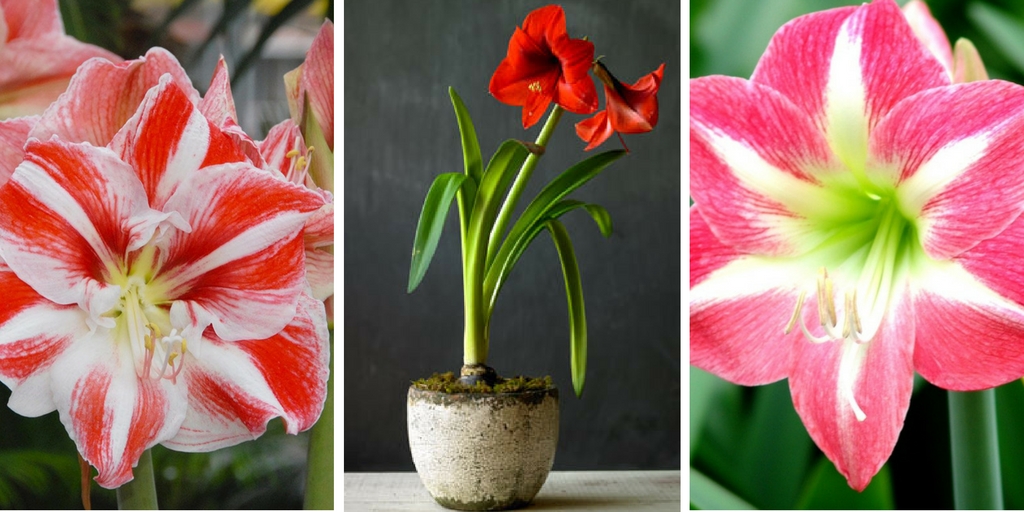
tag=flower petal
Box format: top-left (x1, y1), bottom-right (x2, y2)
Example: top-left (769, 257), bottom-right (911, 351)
top-left (110, 75), bottom-right (247, 210)
top-left (902, 0), bottom-right (953, 78)
top-left (162, 291), bottom-right (329, 451)
top-left (751, 0), bottom-right (947, 173)
top-left (0, 115), bottom-right (34, 184)
top-left (300, 20), bottom-right (334, 151)
top-left (867, 81), bottom-right (1024, 259)
top-left (0, 263), bottom-right (80, 417)
top-left (575, 109), bottom-right (613, 151)
top-left (30, 47), bottom-right (196, 147)
top-left (158, 164), bottom-right (325, 344)
top-left (913, 258), bottom-right (1024, 390)
top-left (49, 333), bottom-right (186, 488)
top-left (789, 287), bottom-right (915, 491)
top-left (0, 139), bottom-right (148, 315)
top-left (690, 208), bottom-right (798, 385)
top-left (690, 75), bottom-right (852, 256)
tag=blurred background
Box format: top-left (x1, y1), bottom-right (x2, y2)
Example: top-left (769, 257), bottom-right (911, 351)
top-left (344, 0), bottom-right (680, 474)
top-left (0, 0), bottom-right (331, 508)
top-left (691, 0), bottom-right (1024, 509)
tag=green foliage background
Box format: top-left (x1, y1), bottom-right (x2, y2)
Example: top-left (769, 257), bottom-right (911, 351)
top-left (690, 0), bottom-right (1024, 509)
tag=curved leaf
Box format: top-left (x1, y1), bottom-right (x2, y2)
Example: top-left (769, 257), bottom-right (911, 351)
top-left (545, 219), bottom-right (587, 397)
top-left (690, 467), bottom-right (757, 510)
top-left (484, 200), bottom-right (611, 312)
top-left (408, 172), bottom-right (468, 292)
top-left (485, 149), bottom-right (625, 273)
top-left (448, 87), bottom-right (483, 185)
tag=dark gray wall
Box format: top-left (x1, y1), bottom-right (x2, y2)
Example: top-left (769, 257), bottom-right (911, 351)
top-left (344, 0), bottom-right (680, 471)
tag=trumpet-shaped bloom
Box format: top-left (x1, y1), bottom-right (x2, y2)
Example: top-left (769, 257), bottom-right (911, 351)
top-left (0, 0), bottom-right (120, 118)
top-left (691, 0), bottom-right (1024, 491)
top-left (576, 62), bottom-right (665, 150)
top-left (489, 4), bottom-right (598, 128)
top-left (0, 61), bottom-right (329, 487)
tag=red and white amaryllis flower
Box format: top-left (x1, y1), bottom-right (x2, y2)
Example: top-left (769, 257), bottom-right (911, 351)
top-left (0, 0), bottom-right (120, 118)
top-left (0, 64), bottom-right (330, 486)
top-left (691, 0), bottom-right (1024, 490)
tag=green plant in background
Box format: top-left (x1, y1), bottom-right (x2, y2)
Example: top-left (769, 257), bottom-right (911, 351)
top-left (407, 4), bottom-right (664, 396)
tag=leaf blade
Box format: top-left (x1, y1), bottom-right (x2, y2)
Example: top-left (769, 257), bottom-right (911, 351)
top-left (408, 172), bottom-right (468, 293)
top-left (545, 219), bottom-right (587, 397)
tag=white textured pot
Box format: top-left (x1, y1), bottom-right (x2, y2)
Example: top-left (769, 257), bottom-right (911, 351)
top-left (407, 385), bottom-right (559, 510)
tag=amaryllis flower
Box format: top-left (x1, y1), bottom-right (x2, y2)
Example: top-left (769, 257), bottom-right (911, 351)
top-left (0, 0), bottom-right (120, 118)
top-left (575, 62), bottom-right (665, 151)
top-left (0, 67), bottom-right (329, 487)
top-left (488, 4), bottom-right (598, 128)
top-left (691, 0), bottom-right (1024, 491)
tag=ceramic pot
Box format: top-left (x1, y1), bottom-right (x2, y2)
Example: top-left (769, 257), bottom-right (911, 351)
top-left (407, 385), bottom-right (559, 510)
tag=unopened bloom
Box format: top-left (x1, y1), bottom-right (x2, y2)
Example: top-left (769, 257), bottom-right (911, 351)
top-left (0, 0), bottom-right (120, 118)
top-left (0, 50), bottom-right (330, 489)
top-left (691, 0), bottom-right (1024, 490)
top-left (489, 4), bottom-right (598, 128)
top-left (576, 62), bottom-right (664, 150)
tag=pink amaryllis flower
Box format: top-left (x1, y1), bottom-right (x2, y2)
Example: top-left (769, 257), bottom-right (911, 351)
top-left (691, 0), bottom-right (1024, 490)
top-left (0, 0), bottom-right (120, 118)
top-left (0, 64), bottom-right (329, 486)
top-left (488, 4), bottom-right (598, 128)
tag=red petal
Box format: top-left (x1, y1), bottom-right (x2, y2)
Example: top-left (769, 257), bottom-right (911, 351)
top-left (521, 5), bottom-right (566, 51)
top-left (574, 109), bottom-right (612, 151)
top-left (607, 63), bottom-right (664, 134)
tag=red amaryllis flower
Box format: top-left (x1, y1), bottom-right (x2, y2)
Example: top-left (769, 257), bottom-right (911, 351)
top-left (691, 0), bottom-right (1024, 491)
top-left (489, 4), bottom-right (598, 128)
top-left (576, 62), bottom-right (665, 150)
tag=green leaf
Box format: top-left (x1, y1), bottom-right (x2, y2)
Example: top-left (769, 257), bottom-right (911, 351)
top-left (795, 458), bottom-right (894, 509)
top-left (545, 219), bottom-right (587, 397)
top-left (967, 3), bottom-right (1024, 76)
top-left (407, 173), bottom-right (468, 293)
top-left (483, 150), bottom-right (625, 306)
top-left (448, 88), bottom-right (483, 185)
top-left (690, 467), bottom-right (756, 510)
top-left (690, 366), bottom-right (727, 455)
top-left (484, 200), bottom-right (610, 312)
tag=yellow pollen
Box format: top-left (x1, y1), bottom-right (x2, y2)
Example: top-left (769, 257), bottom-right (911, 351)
top-left (285, 149), bottom-right (300, 158)
top-left (528, 81), bottom-right (542, 92)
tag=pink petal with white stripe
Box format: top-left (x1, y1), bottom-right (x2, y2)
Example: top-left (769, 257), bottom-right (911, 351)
top-left (902, 0), bottom-right (954, 78)
top-left (913, 258), bottom-right (1024, 390)
top-left (752, 0), bottom-right (947, 173)
top-left (789, 287), bottom-right (914, 491)
top-left (691, 75), bottom-right (849, 256)
top-left (869, 81), bottom-right (1024, 259)
top-left (163, 291), bottom-right (329, 451)
top-left (690, 208), bottom-right (798, 385)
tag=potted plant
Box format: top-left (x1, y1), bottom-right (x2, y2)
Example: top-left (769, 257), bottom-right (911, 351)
top-left (405, 4), bottom-right (665, 510)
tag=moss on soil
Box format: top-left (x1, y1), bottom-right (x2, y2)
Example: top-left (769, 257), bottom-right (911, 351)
top-left (412, 371), bottom-right (553, 394)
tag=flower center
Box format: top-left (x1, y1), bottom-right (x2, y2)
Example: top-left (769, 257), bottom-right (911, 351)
top-left (783, 196), bottom-right (914, 420)
top-left (108, 244), bottom-right (185, 382)
top-left (528, 80), bottom-right (543, 92)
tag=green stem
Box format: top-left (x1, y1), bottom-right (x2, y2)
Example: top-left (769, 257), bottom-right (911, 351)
top-left (116, 449), bottom-right (158, 510)
top-left (463, 106), bottom-right (564, 366)
top-left (948, 388), bottom-right (1003, 509)
top-left (303, 327), bottom-right (334, 509)
top-left (486, 105), bottom-right (564, 266)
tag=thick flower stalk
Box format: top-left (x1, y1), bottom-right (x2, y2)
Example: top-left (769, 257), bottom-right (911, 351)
top-left (488, 4), bottom-right (597, 128)
top-left (691, 0), bottom-right (1024, 490)
top-left (0, 0), bottom-right (120, 118)
top-left (0, 50), bottom-right (330, 489)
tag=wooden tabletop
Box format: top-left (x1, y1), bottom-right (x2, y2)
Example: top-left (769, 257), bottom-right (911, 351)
top-left (344, 470), bottom-right (681, 511)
